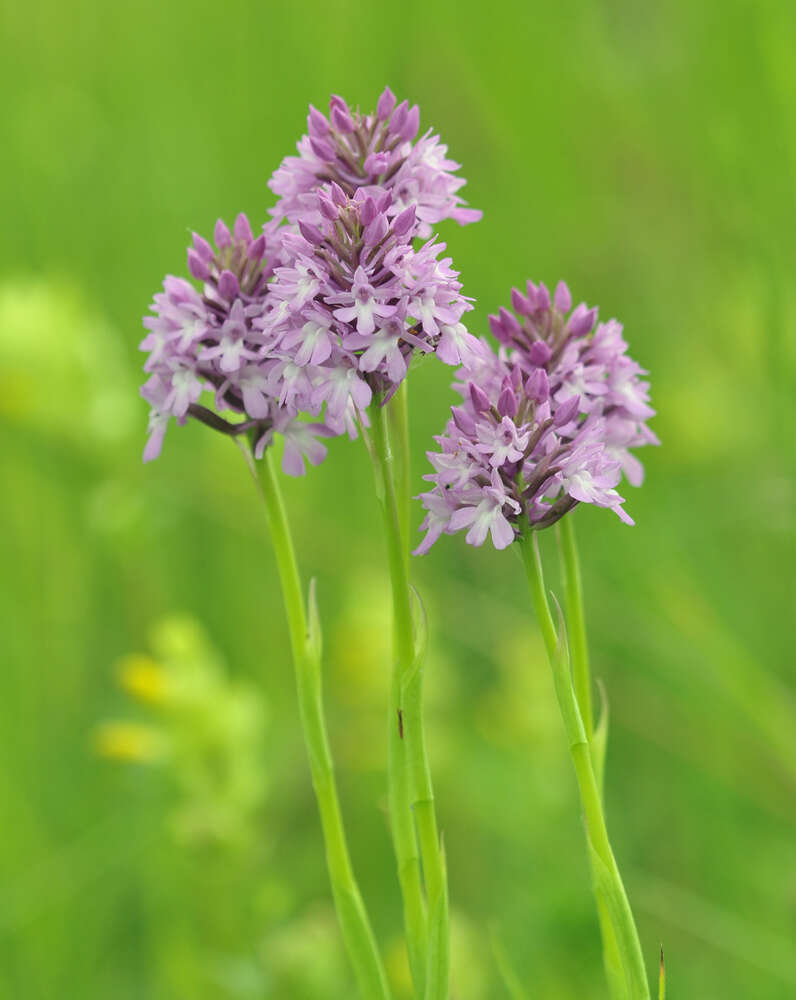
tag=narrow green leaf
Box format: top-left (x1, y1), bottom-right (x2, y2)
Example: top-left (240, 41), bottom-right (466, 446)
top-left (410, 584), bottom-right (428, 664)
top-left (306, 577), bottom-right (322, 663)
top-left (424, 838), bottom-right (450, 1000)
top-left (587, 841), bottom-right (650, 1000)
top-left (658, 946), bottom-right (666, 1000)
top-left (592, 677), bottom-right (610, 800)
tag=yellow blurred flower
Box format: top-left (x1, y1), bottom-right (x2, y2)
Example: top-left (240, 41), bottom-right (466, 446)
top-left (93, 721), bottom-right (164, 762)
top-left (117, 654), bottom-right (169, 705)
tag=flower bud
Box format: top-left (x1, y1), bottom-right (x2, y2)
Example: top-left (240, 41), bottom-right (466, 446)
top-left (567, 303), bottom-right (598, 337)
top-left (218, 269), bottom-right (239, 300)
top-left (553, 394), bottom-right (580, 427)
top-left (364, 151), bottom-right (390, 174)
top-left (498, 306), bottom-right (522, 338)
top-left (249, 233), bottom-right (266, 260)
top-left (307, 105), bottom-right (330, 138)
top-left (360, 196), bottom-right (378, 226)
top-left (451, 405), bottom-right (476, 436)
top-left (401, 104), bottom-right (420, 141)
top-left (554, 280), bottom-right (572, 312)
top-left (390, 99), bottom-right (409, 134)
top-left (528, 340), bottom-right (552, 366)
top-left (319, 195), bottom-right (338, 220)
top-left (377, 86), bottom-right (397, 121)
top-left (309, 136), bottom-right (336, 161)
top-left (330, 181), bottom-right (347, 206)
top-left (536, 282), bottom-right (551, 311)
top-left (364, 214), bottom-right (388, 245)
top-left (330, 102), bottom-right (354, 133)
top-left (488, 313), bottom-right (510, 343)
top-left (511, 287), bottom-right (532, 315)
top-left (298, 220), bottom-right (324, 246)
top-left (392, 204), bottom-right (416, 236)
top-left (497, 385), bottom-right (518, 417)
top-left (234, 213), bottom-right (253, 243)
top-left (214, 219), bottom-right (231, 249)
top-left (187, 249), bottom-right (210, 281)
top-left (469, 382), bottom-right (491, 413)
top-left (525, 368), bottom-right (549, 403)
top-left (192, 232), bottom-right (213, 261)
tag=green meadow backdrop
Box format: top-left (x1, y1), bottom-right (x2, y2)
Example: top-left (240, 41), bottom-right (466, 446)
top-left (1, 1), bottom-right (794, 997)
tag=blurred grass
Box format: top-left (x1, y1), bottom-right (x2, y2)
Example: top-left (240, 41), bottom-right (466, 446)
top-left (1, 0), bottom-right (794, 997)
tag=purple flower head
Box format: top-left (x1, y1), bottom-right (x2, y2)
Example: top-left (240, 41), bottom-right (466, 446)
top-left (415, 281), bottom-right (658, 553)
top-left (262, 187), bottom-right (477, 421)
top-left (268, 89), bottom-right (482, 239)
top-left (140, 214), bottom-right (336, 475)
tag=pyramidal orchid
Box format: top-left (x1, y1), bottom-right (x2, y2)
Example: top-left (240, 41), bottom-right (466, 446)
top-left (413, 278), bottom-right (658, 999)
top-left (415, 280), bottom-right (658, 553)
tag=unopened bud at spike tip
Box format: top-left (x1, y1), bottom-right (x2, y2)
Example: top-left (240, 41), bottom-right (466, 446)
top-left (511, 287), bottom-right (532, 315)
top-left (536, 282), bottom-right (551, 311)
top-left (187, 249), bottom-right (210, 281)
top-left (377, 86), bottom-right (397, 120)
top-left (330, 103), bottom-right (354, 133)
top-left (192, 232), bottom-right (213, 261)
top-left (390, 99), bottom-right (409, 133)
top-left (554, 280), bottom-right (572, 312)
top-left (307, 105), bottom-right (330, 138)
top-left (401, 104), bottom-right (420, 141)
top-left (488, 313), bottom-right (508, 342)
top-left (233, 213), bottom-right (253, 244)
top-left (214, 219), bottom-right (231, 249)
top-left (567, 303), bottom-right (598, 337)
top-left (498, 306), bottom-right (522, 338)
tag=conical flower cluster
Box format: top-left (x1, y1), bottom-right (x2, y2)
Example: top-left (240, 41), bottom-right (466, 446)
top-left (269, 89), bottom-right (481, 237)
top-left (140, 89), bottom-right (481, 471)
top-left (415, 281), bottom-right (658, 552)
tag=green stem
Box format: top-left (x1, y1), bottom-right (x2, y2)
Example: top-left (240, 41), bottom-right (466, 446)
top-left (518, 531), bottom-right (649, 1000)
top-left (251, 447), bottom-right (391, 1000)
top-left (387, 382), bottom-right (411, 557)
top-left (558, 516), bottom-right (593, 740)
top-left (368, 399), bottom-right (448, 998)
top-left (557, 516), bottom-right (625, 995)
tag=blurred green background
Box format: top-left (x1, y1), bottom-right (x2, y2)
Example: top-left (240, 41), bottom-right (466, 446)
top-left (1, 1), bottom-right (794, 997)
